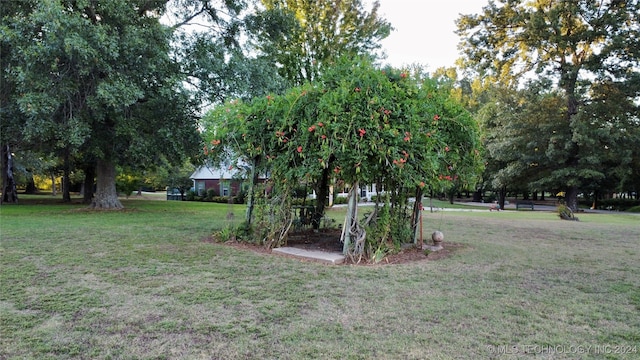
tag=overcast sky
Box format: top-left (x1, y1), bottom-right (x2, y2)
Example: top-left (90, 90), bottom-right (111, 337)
top-left (374, 0), bottom-right (487, 69)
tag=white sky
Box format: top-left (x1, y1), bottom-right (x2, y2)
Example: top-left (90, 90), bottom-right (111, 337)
top-left (374, 0), bottom-right (487, 70)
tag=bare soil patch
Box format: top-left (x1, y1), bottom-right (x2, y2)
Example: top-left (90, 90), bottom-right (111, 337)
top-left (205, 228), bottom-right (464, 265)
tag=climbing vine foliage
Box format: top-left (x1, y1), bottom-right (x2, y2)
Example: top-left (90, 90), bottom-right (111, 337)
top-left (202, 58), bottom-right (482, 262)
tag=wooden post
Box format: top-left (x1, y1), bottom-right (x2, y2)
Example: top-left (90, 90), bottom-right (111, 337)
top-left (418, 202), bottom-right (423, 251)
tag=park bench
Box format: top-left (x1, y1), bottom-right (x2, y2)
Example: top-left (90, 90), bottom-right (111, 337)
top-left (516, 200), bottom-right (534, 210)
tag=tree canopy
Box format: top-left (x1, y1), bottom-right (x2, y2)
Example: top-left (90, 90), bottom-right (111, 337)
top-left (1, 0), bottom-right (247, 208)
top-left (246, 0), bottom-right (392, 85)
top-left (457, 0), bottom-right (640, 210)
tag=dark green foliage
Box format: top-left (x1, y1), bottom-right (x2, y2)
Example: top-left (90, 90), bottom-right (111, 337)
top-left (332, 197), bottom-right (349, 205)
top-left (1, 0), bottom-right (248, 209)
top-left (202, 58), bottom-right (483, 260)
top-left (589, 199), bottom-right (640, 212)
top-left (458, 0), bottom-right (640, 211)
top-left (195, 194), bottom-right (245, 204)
top-left (205, 188), bottom-right (218, 201)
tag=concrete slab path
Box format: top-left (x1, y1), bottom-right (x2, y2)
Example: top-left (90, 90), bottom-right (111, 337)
top-left (272, 247), bottom-right (345, 265)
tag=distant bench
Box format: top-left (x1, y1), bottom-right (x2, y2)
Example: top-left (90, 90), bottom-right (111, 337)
top-left (516, 200), bottom-right (534, 210)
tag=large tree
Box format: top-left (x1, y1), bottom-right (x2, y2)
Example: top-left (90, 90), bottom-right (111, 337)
top-left (2, 0), bottom-right (244, 209)
top-left (576, 76), bottom-right (640, 202)
top-left (0, 1), bottom-right (35, 204)
top-left (478, 81), bottom-right (569, 208)
top-left (457, 0), bottom-right (640, 211)
top-left (246, 0), bottom-right (392, 85)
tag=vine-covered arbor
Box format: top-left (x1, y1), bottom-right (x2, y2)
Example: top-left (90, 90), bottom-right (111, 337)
top-left (202, 58), bottom-right (483, 262)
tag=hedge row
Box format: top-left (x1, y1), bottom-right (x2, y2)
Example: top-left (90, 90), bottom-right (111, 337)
top-left (581, 198), bottom-right (640, 211)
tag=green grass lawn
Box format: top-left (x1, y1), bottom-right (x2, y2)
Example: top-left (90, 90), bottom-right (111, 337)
top-left (1, 196), bottom-right (639, 359)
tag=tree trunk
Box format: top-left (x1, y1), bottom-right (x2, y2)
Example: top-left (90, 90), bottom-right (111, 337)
top-left (312, 166), bottom-right (331, 229)
top-left (341, 182), bottom-right (363, 256)
top-left (498, 186), bottom-right (507, 210)
top-left (562, 71), bottom-right (581, 213)
top-left (328, 184), bottom-right (334, 207)
top-left (83, 163), bottom-right (95, 204)
top-left (62, 149), bottom-right (71, 203)
top-left (62, 171), bottom-right (71, 202)
top-left (565, 185), bottom-right (579, 212)
top-left (25, 174), bottom-right (37, 194)
top-left (51, 172), bottom-right (57, 196)
top-left (89, 159), bottom-right (123, 209)
top-left (412, 187), bottom-right (423, 245)
top-left (472, 189), bottom-right (482, 202)
top-left (245, 157), bottom-right (259, 225)
top-left (1, 144), bottom-right (18, 204)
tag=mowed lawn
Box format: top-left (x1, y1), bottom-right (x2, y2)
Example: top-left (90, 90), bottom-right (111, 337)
top-left (1, 197), bottom-right (639, 359)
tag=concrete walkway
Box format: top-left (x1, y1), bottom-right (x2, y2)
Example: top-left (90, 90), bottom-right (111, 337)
top-left (272, 247), bottom-right (345, 265)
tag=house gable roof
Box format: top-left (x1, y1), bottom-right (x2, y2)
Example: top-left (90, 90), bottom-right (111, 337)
top-left (190, 165), bottom-right (237, 180)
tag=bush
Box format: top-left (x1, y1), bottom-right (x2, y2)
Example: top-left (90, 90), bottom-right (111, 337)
top-left (627, 205), bottom-right (640, 213)
top-left (596, 199), bottom-right (640, 211)
top-left (209, 196), bottom-right (230, 204)
top-left (369, 194), bottom-right (391, 203)
top-left (292, 186), bottom-right (309, 199)
top-left (233, 221), bottom-right (252, 241)
top-left (235, 189), bottom-right (247, 204)
top-left (333, 196), bottom-right (349, 205)
top-left (213, 227), bottom-right (233, 242)
top-left (116, 176), bottom-right (139, 198)
top-left (291, 198), bottom-right (314, 206)
top-left (592, 198), bottom-right (640, 211)
top-left (213, 221), bottom-right (252, 243)
top-left (333, 195), bottom-right (364, 205)
top-left (202, 196), bottom-right (245, 204)
top-left (557, 204), bottom-right (579, 221)
top-left (484, 193), bottom-right (497, 203)
top-left (205, 188), bottom-right (217, 201)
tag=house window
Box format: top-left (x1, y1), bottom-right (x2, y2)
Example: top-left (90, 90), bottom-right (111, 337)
top-left (221, 181), bottom-right (230, 196)
top-left (197, 181), bottom-right (206, 196)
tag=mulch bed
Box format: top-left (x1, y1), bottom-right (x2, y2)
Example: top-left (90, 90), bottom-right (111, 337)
top-left (204, 228), bottom-right (464, 265)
